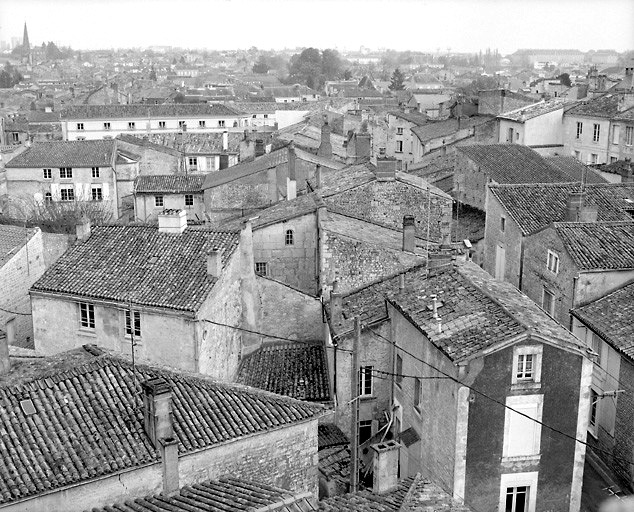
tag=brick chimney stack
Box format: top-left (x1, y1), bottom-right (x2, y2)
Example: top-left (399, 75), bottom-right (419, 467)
top-left (620, 160), bottom-right (634, 183)
top-left (287, 144), bottom-right (297, 200)
top-left (207, 248), bottom-right (222, 278)
top-left (565, 192), bottom-right (585, 222)
top-left (370, 440), bottom-right (401, 494)
top-left (318, 121), bottom-right (333, 159)
top-left (402, 215), bottom-right (416, 252)
top-left (142, 377), bottom-right (173, 447)
top-left (255, 139), bottom-right (265, 157)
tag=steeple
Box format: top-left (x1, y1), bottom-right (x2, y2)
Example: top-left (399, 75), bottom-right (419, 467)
top-left (22, 22), bottom-right (30, 52)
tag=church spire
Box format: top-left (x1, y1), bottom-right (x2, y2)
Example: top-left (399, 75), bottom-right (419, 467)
top-left (22, 22), bottom-right (30, 51)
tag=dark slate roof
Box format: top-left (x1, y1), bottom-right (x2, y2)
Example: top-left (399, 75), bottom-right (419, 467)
top-left (411, 116), bottom-right (492, 143)
top-left (236, 342), bottom-right (331, 402)
top-left (571, 281), bottom-right (634, 360)
top-left (31, 225), bottom-right (240, 313)
top-left (4, 140), bottom-right (116, 168)
top-left (60, 103), bottom-right (244, 120)
top-left (565, 94), bottom-right (622, 118)
top-left (457, 144), bottom-right (571, 184)
top-left (319, 477), bottom-right (415, 512)
top-left (331, 261), bottom-right (585, 361)
top-left (545, 156), bottom-right (608, 184)
top-left (554, 221), bottom-right (634, 270)
top-left (134, 175), bottom-right (206, 194)
top-left (87, 476), bottom-right (317, 512)
top-left (489, 183), bottom-right (634, 235)
top-left (0, 349), bottom-right (321, 505)
top-left (318, 424), bottom-right (349, 450)
top-left (0, 224), bottom-right (38, 267)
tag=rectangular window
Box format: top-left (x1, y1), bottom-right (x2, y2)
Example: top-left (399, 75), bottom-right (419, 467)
top-left (396, 140), bottom-right (403, 153)
top-left (503, 395), bottom-right (543, 459)
top-left (414, 377), bottom-right (421, 412)
top-left (79, 303), bottom-right (95, 329)
top-left (379, 147), bottom-right (386, 156)
top-left (610, 156), bottom-right (617, 164)
top-left (542, 288), bottom-right (554, 317)
top-left (218, 120), bottom-right (226, 127)
top-left (198, 120), bottom-right (206, 128)
top-left (263, 114), bottom-right (269, 119)
top-left (591, 333), bottom-right (602, 367)
top-left (505, 486), bottom-right (529, 512)
top-left (103, 122), bottom-right (111, 130)
top-left (512, 345), bottom-right (543, 386)
top-left (255, 262), bottom-right (268, 276)
top-left (500, 216), bottom-right (506, 232)
top-left (590, 153), bottom-right (598, 164)
top-left (60, 187), bottom-right (75, 201)
top-left (576, 121), bottom-right (583, 139)
top-left (252, 114), bottom-right (257, 119)
top-left (499, 473), bottom-right (538, 512)
top-left (128, 122), bottom-right (136, 130)
top-left (507, 127), bottom-right (514, 143)
top-left (184, 194), bottom-right (194, 207)
top-left (546, 250), bottom-right (559, 274)
top-left (590, 389), bottom-right (598, 428)
top-left (359, 365), bottom-right (373, 396)
top-left (188, 157), bottom-right (198, 167)
top-left (178, 121), bottom-right (186, 129)
top-left (612, 125), bottom-right (620, 144)
top-left (59, 167), bottom-right (73, 179)
top-left (77, 123), bottom-right (84, 130)
top-left (516, 354), bottom-right (534, 380)
top-left (91, 186), bottom-right (103, 201)
top-left (155, 195), bottom-right (164, 207)
top-left (593, 123), bottom-right (600, 142)
top-left (396, 127), bottom-right (404, 135)
top-left (359, 419), bottom-right (373, 444)
top-left (125, 310), bottom-right (141, 338)
top-left (158, 121), bottom-right (166, 129)
top-left (396, 355), bottom-right (403, 387)
top-left (43, 168), bottom-right (52, 179)
top-left (91, 167), bottom-right (100, 178)
top-left (626, 126), bottom-right (633, 146)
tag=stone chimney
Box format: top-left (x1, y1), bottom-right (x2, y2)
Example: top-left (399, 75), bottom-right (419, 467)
top-left (75, 215), bottom-right (91, 241)
top-left (330, 280), bottom-right (343, 324)
top-left (565, 192), bottom-right (585, 222)
top-left (255, 139), bottom-right (265, 157)
top-left (222, 130), bottom-right (229, 151)
top-left (141, 377), bottom-right (173, 447)
top-left (287, 144), bottom-right (297, 200)
top-left (370, 440), bottom-right (401, 494)
top-left (240, 218), bottom-right (260, 356)
top-left (159, 436), bottom-right (179, 496)
top-left (158, 209), bottom-right (187, 234)
top-left (376, 157), bottom-right (397, 182)
top-left (354, 132), bottom-right (372, 161)
top-left (318, 121), bottom-right (333, 159)
top-left (402, 215), bottom-right (416, 252)
top-left (579, 205), bottom-right (598, 222)
top-left (207, 248), bottom-right (222, 278)
top-left (620, 161), bottom-right (634, 183)
top-left (0, 326), bottom-right (10, 375)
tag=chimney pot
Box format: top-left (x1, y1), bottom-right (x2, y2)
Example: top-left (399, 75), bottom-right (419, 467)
top-left (159, 436), bottom-right (180, 496)
top-left (158, 209), bottom-right (187, 234)
top-left (207, 248), bottom-right (222, 278)
top-left (402, 215), bottom-right (416, 252)
top-left (371, 440), bottom-right (401, 494)
top-left (398, 273), bottom-right (405, 291)
top-left (141, 377), bottom-right (173, 448)
top-left (318, 121), bottom-right (333, 159)
top-left (75, 216), bottom-right (91, 241)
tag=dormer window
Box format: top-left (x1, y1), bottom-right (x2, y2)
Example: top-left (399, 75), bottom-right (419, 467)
top-left (511, 345), bottom-right (543, 387)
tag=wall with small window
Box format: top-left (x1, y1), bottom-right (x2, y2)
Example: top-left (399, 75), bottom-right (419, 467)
top-left (134, 192), bottom-right (205, 222)
top-left (563, 114), bottom-right (610, 165)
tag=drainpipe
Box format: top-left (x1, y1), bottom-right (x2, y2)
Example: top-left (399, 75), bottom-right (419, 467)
top-left (518, 236), bottom-right (525, 290)
top-left (570, 275), bottom-right (579, 331)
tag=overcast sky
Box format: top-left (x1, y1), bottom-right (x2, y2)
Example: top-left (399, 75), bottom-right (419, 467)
top-left (1, 0), bottom-right (632, 54)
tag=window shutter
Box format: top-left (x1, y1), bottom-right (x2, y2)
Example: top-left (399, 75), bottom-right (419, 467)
top-left (102, 183), bottom-right (110, 199)
top-left (506, 403), bottom-right (540, 457)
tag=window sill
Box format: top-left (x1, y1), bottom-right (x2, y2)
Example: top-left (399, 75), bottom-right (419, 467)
top-left (510, 381), bottom-right (541, 392)
top-left (78, 329), bottom-right (96, 338)
top-left (501, 454), bottom-right (541, 463)
top-left (359, 395), bottom-right (376, 402)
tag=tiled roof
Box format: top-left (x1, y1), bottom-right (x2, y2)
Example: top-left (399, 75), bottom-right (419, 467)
top-left (87, 476), bottom-right (317, 512)
top-left (457, 144), bottom-right (571, 184)
top-left (4, 140), bottom-right (116, 168)
top-left (613, 105), bottom-right (634, 121)
top-left (489, 183), bottom-right (634, 235)
top-left (319, 477), bottom-right (415, 511)
top-left (233, 101), bottom-right (318, 112)
top-left (134, 175), bottom-right (206, 194)
top-left (571, 281), bottom-right (634, 360)
top-left (319, 445), bottom-right (350, 486)
top-left (0, 224), bottom-right (38, 267)
top-left (60, 103), bottom-right (245, 120)
top-left (411, 116), bottom-right (492, 143)
top-left (277, 124), bottom-right (348, 161)
top-left (318, 424), bottom-right (348, 450)
top-left (332, 261), bottom-right (584, 361)
top-left (497, 99), bottom-right (565, 122)
top-left (565, 94), bottom-right (622, 118)
top-left (236, 342), bottom-right (331, 402)
top-left (31, 225), bottom-right (240, 312)
top-left (311, 162), bottom-right (376, 197)
top-left (0, 349), bottom-right (321, 505)
top-left (142, 131), bottom-right (243, 154)
top-left (545, 156), bottom-right (608, 184)
top-left (388, 111), bottom-right (427, 126)
top-left (399, 475), bottom-right (474, 512)
top-left (554, 221), bottom-right (634, 270)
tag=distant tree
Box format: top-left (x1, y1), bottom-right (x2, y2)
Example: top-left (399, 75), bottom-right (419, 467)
top-left (173, 92), bottom-right (186, 103)
top-left (321, 49), bottom-right (343, 80)
top-left (0, 62), bottom-right (23, 88)
top-left (287, 48), bottom-right (343, 89)
top-left (252, 56), bottom-right (270, 74)
top-left (149, 66), bottom-right (157, 81)
top-left (457, 75), bottom-right (499, 96)
top-left (558, 73), bottom-right (572, 87)
top-left (172, 57), bottom-right (177, 65)
top-left (343, 69), bottom-right (353, 80)
top-left (179, 56), bottom-right (185, 64)
top-left (45, 42), bottom-right (64, 60)
top-left (388, 68), bottom-right (406, 91)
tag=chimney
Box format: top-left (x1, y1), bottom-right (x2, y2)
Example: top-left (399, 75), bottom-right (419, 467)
top-left (158, 209), bottom-right (187, 234)
top-left (402, 215), bottom-right (416, 252)
top-left (376, 157), bottom-right (397, 182)
top-left (354, 132), bottom-right (372, 161)
top-left (159, 437), bottom-right (180, 496)
top-left (315, 164), bottom-right (322, 189)
top-left (370, 440), bottom-right (401, 494)
top-left (141, 377), bottom-right (173, 447)
top-left (0, 324), bottom-right (11, 375)
top-left (617, 92), bottom-right (634, 113)
top-left (579, 205), bottom-right (598, 223)
top-left (428, 249), bottom-right (453, 269)
top-left (240, 218), bottom-right (260, 355)
top-left (255, 139), bottom-right (265, 157)
top-left (565, 192), bottom-right (585, 222)
top-left (620, 161), bottom-right (634, 183)
top-left (398, 273), bottom-right (405, 291)
top-left (318, 121), bottom-right (333, 159)
top-left (330, 280), bottom-right (343, 323)
top-left (75, 215), bottom-right (91, 241)
top-left (207, 248), bottom-right (222, 278)
top-left (287, 144), bottom-right (297, 200)
top-left (222, 130), bottom-right (228, 151)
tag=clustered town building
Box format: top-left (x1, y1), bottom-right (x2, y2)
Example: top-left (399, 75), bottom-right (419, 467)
top-left (0, 23), bottom-right (633, 512)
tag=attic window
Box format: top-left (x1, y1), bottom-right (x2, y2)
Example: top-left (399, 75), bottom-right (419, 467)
top-left (20, 399), bottom-right (36, 416)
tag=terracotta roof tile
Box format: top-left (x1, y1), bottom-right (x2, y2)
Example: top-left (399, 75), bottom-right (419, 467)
top-left (134, 175), bottom-right (206, 194)
top-left (497, 99), bottom-right (566, 122)
top-left (565, 94), bottom-right (622, 118)
top-left (60, 103), bottom-right (245, 120)
top-left (5, 140), bottom-right (116, 168)
top-left (318, 424), bottom-right (348, 450)
top-left (31, 225), bottom-right (239, 312)
top-left (545, 156), bottom-right (608, 184)
top-left (571, 281), bottom-right (634, 360)
top-left (0, 224), bottom-right (39, 267)
top-left (489, 182), bottom-right (634, 235)
top-left (319, 476), bottom-right (415, 511)
top-left (236, 342), bottom-right (331, 402)
top-left (0, 351), bottom-right (321, 505)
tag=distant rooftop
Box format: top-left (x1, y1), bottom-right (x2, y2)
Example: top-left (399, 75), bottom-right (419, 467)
top-left (5, 140), bottom-right (117, 168)
top-left (60, 103), bottom-right (245, 120)
top-left (497, 99), bottom-right (566, 122)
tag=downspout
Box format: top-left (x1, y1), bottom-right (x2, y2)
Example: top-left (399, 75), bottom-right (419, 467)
top-left (570, 275), bottom-right (579, 331)
top-left (518, 235), bottom-right (525, 290)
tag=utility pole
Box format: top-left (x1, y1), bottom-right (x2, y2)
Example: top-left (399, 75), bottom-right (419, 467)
top-left (349, 317), bottom-right (360, 493)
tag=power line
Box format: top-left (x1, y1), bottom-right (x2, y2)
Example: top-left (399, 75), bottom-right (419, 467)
top-left (0, 306), bottom-right (31, 316)
top-left (366, 326), bottom-right (634, 468)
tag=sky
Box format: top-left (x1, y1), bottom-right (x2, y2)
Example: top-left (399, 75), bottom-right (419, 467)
top-left (0, 0), bottom-right (632, 55)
